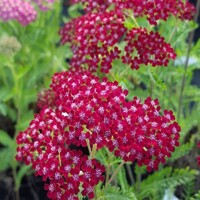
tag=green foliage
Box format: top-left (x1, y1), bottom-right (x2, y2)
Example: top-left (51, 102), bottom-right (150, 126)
top-left (68, 3), bottom-right (83, 18)
top-left (0, 147), bottom-right (15, 171)
top-left (0, 130), bottom-right (14, 146)
top-left (0, 1), bottom-right (68, 194)
top-left (0, 0), bottom-right (200, 199)
top-left (99, 185), bottom-right (137, 200)
top-left (190, 190), bottom-right (200, 200)
top-left (135, 167), bottom-right (198, 200)
top-left (168, 141), bottom-right (195, 162)
top-left (116, 165), bottom-right (129, 192)
top-left (0, 130), bottom-right (17, 171)
top-left (183, 178), bottom-right (196, 200)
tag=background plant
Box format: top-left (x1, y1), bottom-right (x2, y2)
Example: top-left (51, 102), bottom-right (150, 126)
top-left (0, 1), bottom-right (67, 199)
top-left (0, 0), bottom-right (200, 200)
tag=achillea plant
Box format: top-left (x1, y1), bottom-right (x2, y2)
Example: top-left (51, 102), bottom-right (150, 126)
top-left (70, 0), bottom-right (195, 23)
top-left (0, 0), bottom-right (37, 25)
top-left (16, 70), bottom-right (181, 199)
top-left (14, 0), bottom-right (197, 199)
top-left (0, 0), bottom-right (55, 25)
top-left (59, 0), bottom-right (195, 73)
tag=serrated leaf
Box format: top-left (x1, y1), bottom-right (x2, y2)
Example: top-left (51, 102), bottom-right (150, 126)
top-left (16, 110), bottom-right (34, 132)
top-left (124, 17), bottom-right (136, 30)
top-left (0, 102), bottom-right (7, 116)
top-left (117, 165), bottom-right (129, 191)
top-left (100, 185), bottom-right (137, 200)
top-left (0, 130), bottom-right (14, 146)
top-left (0, 146), bottom-right (16, 171)
top-left (137, 167), bottom-right (198, 200)
top-left (16, 65), bottom-right (31, 80)
top-left (68, 3), bottom-right (83, 18)
top-left (168, 142), bottom-right (194, 162)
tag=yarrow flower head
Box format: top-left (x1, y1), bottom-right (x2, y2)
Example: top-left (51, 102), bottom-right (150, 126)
top-left (16, 106), bottom-right (105, 199)
top-left (59, 11), bottom-right (125, 73)
top-left (70, 0), bottom-right (195, 24)
top-left (16, 69), bottom-right (181, 199)
top-left (59, 12), bottom-right (176, 73)
top-left (60, 0), bottom-right (195, 73)
top-left (0, 0), bottom-right (55, 25)
top-left (123, 28), bottom-right (176, 69)
top-left (0, 0), bottom-right (37, 26)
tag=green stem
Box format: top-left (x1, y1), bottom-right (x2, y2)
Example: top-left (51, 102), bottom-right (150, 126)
top-left (105, 160), bottom-right (125, 187)
top-left (119, 65), bottom-right (130, 78)
top-left (86, 139), bottom-right (92, 155)
top-left (129, 11), bottom-right (139, 28)
top-left (12, 166), bottom-right (20, 200)
top-left (105, 151), bottom-right (113, 185)
top-left (90, 144), bottom-right (97, 159)
top-left (168, 20), bottom-right (178, 43)
top-left (131, 16), bottom-right (139, 28)
top-left (125, 164), bottom-right (135, 185)
top-left (177, 0), bottom-right (200, 121)
top-left (148, 67), bottom-right (156, 97)
top-left (136, 167), bottom-right (141, 193)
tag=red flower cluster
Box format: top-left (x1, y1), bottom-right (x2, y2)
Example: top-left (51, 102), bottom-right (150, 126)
top-left (59, 11), bottom-right (125, 73)
top-left (16, 70), bottom-right (180, 199)
top-left (0, 0), bottom-right (37, 26)
top-left (59, 11), bottom-right (176, 73)
top-left (123, 28), bottom-right (176, 69)
top-left (70, 0), bottom-right (195, 24)
top-left (0, 0), bottom-right (55, 26)
top-left (16, 106), bottom-right (105, 200)
top-left (60, 0), bottom-right (195, 73)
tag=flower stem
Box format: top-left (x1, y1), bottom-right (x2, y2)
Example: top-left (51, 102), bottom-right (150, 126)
top-left (125, 164), bottom-right (135, 185)
top-left (119, 65), bottom-right (130, 78)
top-left (177, 0), bottom-right (200, 121)
top-left (168, 20), bottom-right (178, 43)
top-left (86, 139), bottom-right (92, 155)
top-left (12, 166), bottom-right (20, 200)
top-left (131, 13), bottom-right (139, 28)
top-left (91, 143), bottom-right (97, 159)
top-left (105, 160), bottom-right (125, 187)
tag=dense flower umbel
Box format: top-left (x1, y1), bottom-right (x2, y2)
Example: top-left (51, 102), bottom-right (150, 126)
top-left (0, 0), bottom-right (55, 25)
top-left (60, 0), bottom-right (195, 73)
top-left (123, 28), bottom-right (176, 69)
top-left (16, 107), bottom-right (105, 200)
top-left (16, 71), bottom-right (181, 199)
top-left (70, 0), bottom-right (195, 25)
top-left (59, 12), bottom-right (176, 73)
top-left (0, 0), bottom-right (37, 26)
top-left (59, 11), bottom-right (125, 73)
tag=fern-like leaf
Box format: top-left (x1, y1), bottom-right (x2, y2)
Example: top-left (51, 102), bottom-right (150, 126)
top-left (99, 185), bottom-right (137, 200)
top-left (168, 141), bottom-right (194, 162)
top-left (136, 167), bottom-right (198, 200)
